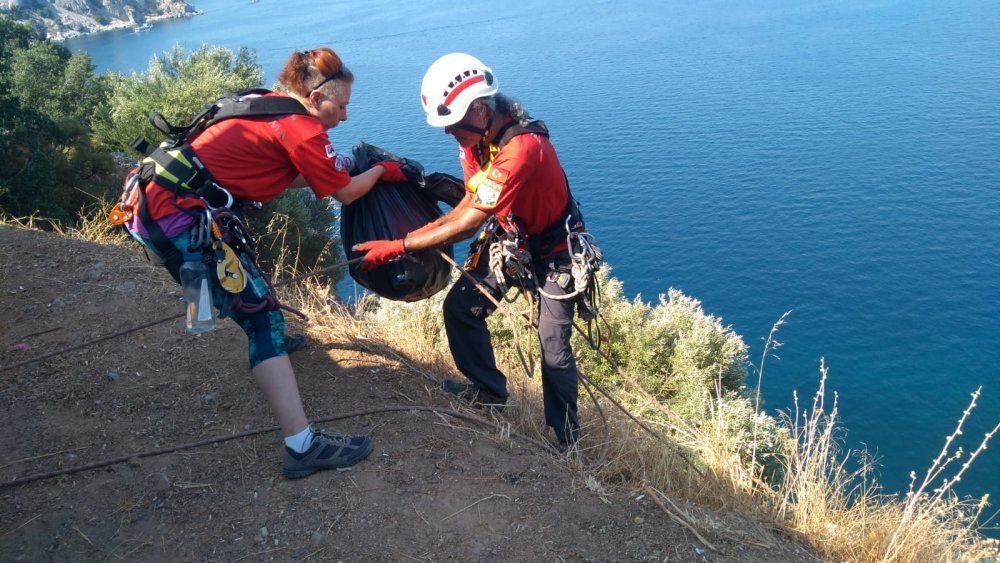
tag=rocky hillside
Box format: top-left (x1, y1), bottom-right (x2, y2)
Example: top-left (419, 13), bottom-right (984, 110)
top-left (2, 0), bottom-right (198, 40)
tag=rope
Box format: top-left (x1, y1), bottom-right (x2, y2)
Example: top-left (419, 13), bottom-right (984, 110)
top-left (0, 405), bottom-right (557, 490)
top-left (1, 313), bottom-right (184, 373)
top-left (0, 257), bottom-right (362, 373)
top-left (578, 374), bottom-right (611, 469)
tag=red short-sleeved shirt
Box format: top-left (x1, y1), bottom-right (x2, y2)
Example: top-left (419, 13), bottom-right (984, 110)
top-left (460, 127), bottom-right (569, 237)
top-left (143, 93), bottom-right (351, 220)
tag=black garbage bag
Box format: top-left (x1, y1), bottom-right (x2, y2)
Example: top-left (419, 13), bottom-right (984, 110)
top-left (424, 172), bottom-right (465, 207)
top-left (340, 142), bottom-right (455, 302)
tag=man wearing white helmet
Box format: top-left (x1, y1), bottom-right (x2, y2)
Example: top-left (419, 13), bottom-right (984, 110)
top-left (354, 53), bottom-right (587, 449)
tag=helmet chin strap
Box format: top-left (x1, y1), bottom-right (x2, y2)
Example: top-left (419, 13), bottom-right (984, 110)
top-left (456, 115), bottom-right (494, 143)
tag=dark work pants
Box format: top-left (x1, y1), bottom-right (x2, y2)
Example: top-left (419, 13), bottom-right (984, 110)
top-left (443, 251), bottom-right (580, 444)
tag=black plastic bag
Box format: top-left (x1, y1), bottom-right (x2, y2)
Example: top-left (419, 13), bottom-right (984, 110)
top-left (424, 172), bottom-right (465, 207)
top-left (340, 142), bottom-right (456, 302)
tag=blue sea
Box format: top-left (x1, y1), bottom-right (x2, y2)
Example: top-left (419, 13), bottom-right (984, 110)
top-left (66, 0), bottom-right (1000, 507)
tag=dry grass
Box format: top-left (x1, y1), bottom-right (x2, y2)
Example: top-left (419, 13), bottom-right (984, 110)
top-left (0, 213), bottom-right (68, 234)
top-left (69, 203), bottom-right (131, 245)
top-left (0, 204), bottom-right (130, 246)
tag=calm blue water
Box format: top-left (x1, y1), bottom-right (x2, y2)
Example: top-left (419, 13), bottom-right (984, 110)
top-left (66, 0), bottom-right (1000, 505)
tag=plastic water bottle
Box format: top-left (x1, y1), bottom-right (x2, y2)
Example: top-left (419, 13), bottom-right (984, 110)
top-left (180, 260), bottom-right (215, 334)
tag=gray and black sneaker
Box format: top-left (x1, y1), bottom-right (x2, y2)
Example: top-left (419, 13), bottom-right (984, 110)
top-left (441, 378), bottom-right (507, 411)
top-left (282, 429), bottom-right (373, 479)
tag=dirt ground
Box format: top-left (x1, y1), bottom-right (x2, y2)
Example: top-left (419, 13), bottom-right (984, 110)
top-left (0, 225), bottom-right (816, 562)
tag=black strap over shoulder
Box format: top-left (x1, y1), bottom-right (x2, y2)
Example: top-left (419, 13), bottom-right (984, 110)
top-left (494, 119), bottom-right (549, 149)
top-left (208, 92), bottom-right (309, 130)
top-left (148, 89), bottom-right (310, 143)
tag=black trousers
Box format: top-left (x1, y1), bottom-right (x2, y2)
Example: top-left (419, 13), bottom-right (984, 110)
top-left (443, 250), bottom-right (580, 444)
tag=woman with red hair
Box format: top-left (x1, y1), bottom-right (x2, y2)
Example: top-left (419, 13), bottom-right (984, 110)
top-left (125, 47), bottom-right (407, 478)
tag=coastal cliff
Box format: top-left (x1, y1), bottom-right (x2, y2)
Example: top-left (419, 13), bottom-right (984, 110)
top-left (1, 0), bottom-right (198, 40)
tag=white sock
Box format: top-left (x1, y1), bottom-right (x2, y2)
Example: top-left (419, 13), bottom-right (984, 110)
top-left (284, 425), bottom-right (315, 454)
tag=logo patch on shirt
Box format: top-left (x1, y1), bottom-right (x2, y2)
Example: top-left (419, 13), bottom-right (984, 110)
top-left (325, 144), bottom-right (336, 159)
top-left (489, 166), bottom-right (509, 183)
top-left (474, 178), bottom-right (502, 208)
top-left (334, 153), bottom-right (354, 172)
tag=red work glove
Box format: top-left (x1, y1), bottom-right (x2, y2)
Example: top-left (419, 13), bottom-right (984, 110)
top-left (374, 161), bottom-right (406, 183)
top-left (353, 239), bottom-right (406, 271)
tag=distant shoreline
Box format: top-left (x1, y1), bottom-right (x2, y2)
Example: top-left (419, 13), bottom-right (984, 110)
top-left (48, 10), bottom-right (203, 42)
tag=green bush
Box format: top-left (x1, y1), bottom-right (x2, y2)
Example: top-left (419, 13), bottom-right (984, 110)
top-left (712, 391), bottom-right (791, 478)
top-left (253, 189), bottom-right (343, 283)
top-left (0, 16), bottom-right (116, 221)
top-left (92, 43), bottom-right (263, 153)
top-left (572, 268), bottom-right (749, 420)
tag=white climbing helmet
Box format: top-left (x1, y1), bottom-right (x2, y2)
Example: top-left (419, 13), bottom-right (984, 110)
top-left (420, 52), bottom-right (498, 127)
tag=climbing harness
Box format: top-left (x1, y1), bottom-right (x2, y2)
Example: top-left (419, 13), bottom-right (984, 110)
top-left (108, 89), bottom-right (312, 317)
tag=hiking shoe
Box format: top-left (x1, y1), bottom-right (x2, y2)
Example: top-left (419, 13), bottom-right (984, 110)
top-left (284, 332), bottom-right (307, 354)
top-left (441, 378), bottom-right (506, 411)
top-left (282, 429), bottom-right (373, 479)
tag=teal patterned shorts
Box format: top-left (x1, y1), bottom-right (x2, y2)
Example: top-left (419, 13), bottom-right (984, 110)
top-left (130, 228), bottom-right (287, 367)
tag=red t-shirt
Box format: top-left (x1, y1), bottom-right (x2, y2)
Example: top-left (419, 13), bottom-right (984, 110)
top-left (143, 93), bottom-right (351, 220)
top-left (460, 129), bottom-right (569, 237)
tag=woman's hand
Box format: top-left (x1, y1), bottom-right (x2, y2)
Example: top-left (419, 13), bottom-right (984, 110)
top-left (374, 161), bottom-right (406, 182)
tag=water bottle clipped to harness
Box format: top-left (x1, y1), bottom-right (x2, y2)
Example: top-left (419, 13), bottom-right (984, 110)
top-left (108, 89), bottom-right (312, 328)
